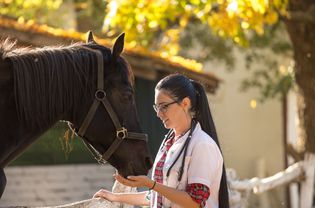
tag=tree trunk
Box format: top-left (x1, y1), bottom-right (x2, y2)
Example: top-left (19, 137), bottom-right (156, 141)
top-left (284, 0), bottom-right (315, 153)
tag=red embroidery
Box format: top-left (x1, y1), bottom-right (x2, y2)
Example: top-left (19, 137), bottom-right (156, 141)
top-left (154, 136), bottom-right (174, 207)
top-left (186, 183), bottom-right (210, 207)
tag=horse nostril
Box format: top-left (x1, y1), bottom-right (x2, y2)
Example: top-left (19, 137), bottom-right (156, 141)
top-left (145, 157), bottom-right (153, 169)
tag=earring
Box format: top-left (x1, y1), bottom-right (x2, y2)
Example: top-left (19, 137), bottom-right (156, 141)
top-left (189, 110), bottom-right (196, 118)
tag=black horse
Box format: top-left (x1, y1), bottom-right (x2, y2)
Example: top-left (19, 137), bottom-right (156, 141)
top-left (0, 32), bottom-right (152, 198)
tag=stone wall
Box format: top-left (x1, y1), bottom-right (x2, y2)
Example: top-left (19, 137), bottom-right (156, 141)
top-left (0, 164), bottom-right (115, 207)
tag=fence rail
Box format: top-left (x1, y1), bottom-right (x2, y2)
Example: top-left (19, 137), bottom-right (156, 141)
top-left (9, 153), bottom-right (315, 208)
top-left (228, 153), bottom-right (315, 208)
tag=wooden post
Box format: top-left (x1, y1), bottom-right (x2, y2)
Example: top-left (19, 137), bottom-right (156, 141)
top-left (300, 153), bottom-right (315, 208)
top-left (283, 93), bottom-right (291, 208)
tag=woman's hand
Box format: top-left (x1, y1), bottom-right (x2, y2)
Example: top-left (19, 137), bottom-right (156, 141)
top-left (114, 173), bottom-right (154, 189)
top-left (93, 189), bottom-right (117, 201)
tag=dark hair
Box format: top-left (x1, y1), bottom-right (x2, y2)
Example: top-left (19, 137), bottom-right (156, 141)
top-left (155, 73), bottom-right (229, 208)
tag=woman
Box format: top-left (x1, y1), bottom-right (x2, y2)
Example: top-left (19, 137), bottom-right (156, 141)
top-left (93, 74), bottom-right (229, 208)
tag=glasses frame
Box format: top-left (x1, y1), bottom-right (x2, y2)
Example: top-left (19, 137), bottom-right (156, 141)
top-left (153, 100), bottom-right (178, 113)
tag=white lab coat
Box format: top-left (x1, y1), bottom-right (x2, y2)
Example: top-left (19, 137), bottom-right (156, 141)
top-left (150, 122), bottom-right (223, 208)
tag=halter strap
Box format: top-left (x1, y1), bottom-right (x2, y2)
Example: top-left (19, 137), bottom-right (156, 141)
top-left (77, 46), bottom-right (147, 163)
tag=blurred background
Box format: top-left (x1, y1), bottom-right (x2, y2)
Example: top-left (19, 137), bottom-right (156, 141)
top-left (0, 0), bottom-right (314, 207)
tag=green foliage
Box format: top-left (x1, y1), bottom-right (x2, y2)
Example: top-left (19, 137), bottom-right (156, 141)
top-left (74, 0), bottom-right (107, 34)
top-left (240, 23), bottom-right (293, 101)
top-left (0, 0), bottom-right (63, 25)
top-left (102, 0), bottom-right (292, 101)
top-left (0, 0), bottom-right (106, 32)
top-left (179, 21), bottom-right (235, 70)
top-left (240, 59), bottom-right (294, 102)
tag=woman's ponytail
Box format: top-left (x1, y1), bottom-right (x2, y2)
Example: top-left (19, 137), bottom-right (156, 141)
top-left (191, 80), bottom-right (230, 208)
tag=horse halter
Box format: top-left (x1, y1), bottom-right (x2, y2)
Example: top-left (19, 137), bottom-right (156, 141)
top-left (77, 47), bottom-right (148, 164)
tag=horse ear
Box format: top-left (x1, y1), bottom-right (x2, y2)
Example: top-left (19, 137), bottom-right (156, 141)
top-left (86, 30), bottom-right (96, 43)
top-left (112, 33), bottom-right (125, 60)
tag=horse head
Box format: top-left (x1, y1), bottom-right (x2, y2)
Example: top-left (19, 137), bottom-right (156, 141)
top-left (69, 32), bottom-right (152, 177)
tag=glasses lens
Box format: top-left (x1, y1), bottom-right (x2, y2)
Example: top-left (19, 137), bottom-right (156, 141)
top-left (153, 101), bottom-right (176, 113)
top-left (159, 105), bottom-right (167, 113)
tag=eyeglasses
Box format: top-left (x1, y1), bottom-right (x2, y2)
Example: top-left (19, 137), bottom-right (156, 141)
top-left (153, 101), bottom-right (178, 113)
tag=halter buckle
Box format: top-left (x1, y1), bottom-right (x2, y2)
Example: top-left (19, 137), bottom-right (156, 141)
top-left (117, 127), bottom-right (127, 140)
top-left (95, 89), bottom-right (106, 100)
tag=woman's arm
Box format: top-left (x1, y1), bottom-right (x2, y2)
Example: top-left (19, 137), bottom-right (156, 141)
top-left (116, 174), bottom-right (199, 208)
top-left (152, 180), bottom-right (199, 208)
top-left (93, 189), bottom-right (149, 206)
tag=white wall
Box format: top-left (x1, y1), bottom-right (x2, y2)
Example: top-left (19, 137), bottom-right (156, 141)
top-left (1, 164), bottom-right (115, 206)
top-left (204, 49), bottom-right (286, 207)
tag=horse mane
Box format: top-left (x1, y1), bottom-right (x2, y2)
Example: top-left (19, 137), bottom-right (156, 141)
top-left (0, 39), bottom-right (134, 129)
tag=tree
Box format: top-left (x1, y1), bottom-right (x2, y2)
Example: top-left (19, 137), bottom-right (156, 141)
top-left (103, 0), bottom-right (315, 154)
top-left (0, 0), bottom-right (63, 27)
top-left (0, 0), bottom-right (106, 34)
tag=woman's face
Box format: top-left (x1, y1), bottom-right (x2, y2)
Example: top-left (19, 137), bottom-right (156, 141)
top-left (154, 89), bottom-right (190, 130)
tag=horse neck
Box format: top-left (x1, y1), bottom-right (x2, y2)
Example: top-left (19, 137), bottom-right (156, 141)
top-left (11, 46), bottom-right (96, 130)
top-left (0, 58), bottom-right (59, 168)
top-left (0, 95), bottom-right (56, 168)
top-left (0, 45), bottom-right (97, 167)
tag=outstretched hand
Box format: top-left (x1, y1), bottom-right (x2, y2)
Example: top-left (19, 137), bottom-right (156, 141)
top-left (93, 188), bottom-right (117, 201)
top-left (114, 173), bottom-right (153, 189)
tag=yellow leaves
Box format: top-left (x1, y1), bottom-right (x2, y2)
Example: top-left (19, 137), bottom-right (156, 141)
top-left (0, 0), bottom-right (63, 25)
top-left (265, 11), bottom-right (278, 25)
top-left (159, 28), bottom-right (181, 56)
top-left (17, 16), bottom-right (25, 23)
top-left (250, 0), bottom-right (267, 14)
top-left (0, 16), bottom-right (87, 41)
top-left (102, 0), bottom-right (288, 68)
top-left (203, 0), bottom-right (287, 45)
top-left (21, 0), bottom-right (62, 10)
top-left (246, 9), bottom-right (253, 18)
top-left (135, 13), bottom-right (146, 22)
top-left (3, 0), bottom-right (13, 4)
top-left (104, 0), bottom-right (186, 48)
top-left (226, 0), bottom-right (238, 16)
top-left (241, 21), bottom-right (250, 29)
top-left (25, 19), bottom-right (35, 26)
top-left (254, 23), bottom-right (264, 35)
top-left (23, 0), bottom-right (39, 9)
top-left (169, 56), bottom-right (203, 72)
top-left (46, 0), bottom-right (62, 9)
top-left (179, 15), bottom-right (189, 27)
top-left (148, 20), bottom-right (158, 28)
top-left (207, 8), bottom-right (241, 41)
top-left (273, 0), bottom-right (288, 11)
top-left (234, 36), bottom-right (240, 43)
top-left (129, 40), bottom-right (138, 48)
top-left (190, 0), bottom-right (200, 5)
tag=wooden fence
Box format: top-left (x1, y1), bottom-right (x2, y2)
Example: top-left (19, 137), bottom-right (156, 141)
top-left (228, 153), bottom-right (315, 208)
top-left (49, 153), bottom-right (315, 208)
